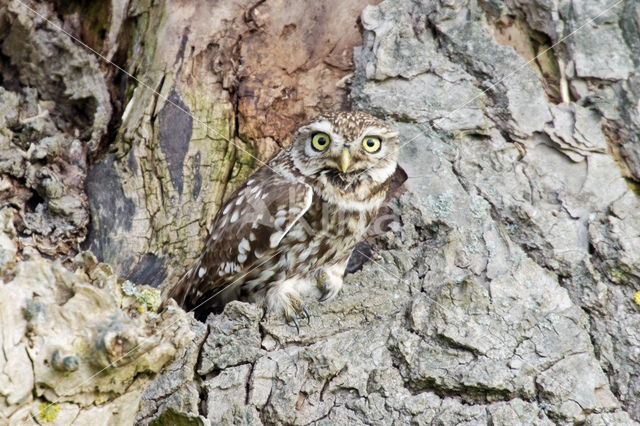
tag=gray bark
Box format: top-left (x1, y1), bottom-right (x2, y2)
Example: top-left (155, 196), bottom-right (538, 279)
top-left (142, 0), bottom-right (640, 424)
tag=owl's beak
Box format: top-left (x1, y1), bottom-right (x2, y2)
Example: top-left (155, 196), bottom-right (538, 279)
top-left (340, 148), bottom-right (351, 173)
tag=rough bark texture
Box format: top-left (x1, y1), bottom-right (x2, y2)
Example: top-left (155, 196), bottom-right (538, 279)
top-left (0, 0), bottom-right (111, 256)
top-left (0, 209), bottom-right (193, 424)
top-left (2, 0), bottom-right (640, 425)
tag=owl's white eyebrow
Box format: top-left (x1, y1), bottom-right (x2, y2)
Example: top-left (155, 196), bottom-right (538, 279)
top-left (360, 127), bottom-right (397, 138)
top-left (305, 120), bottom-right (333, 134)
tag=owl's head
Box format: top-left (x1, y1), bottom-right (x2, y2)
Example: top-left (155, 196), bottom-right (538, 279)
top-left (289, 111), bottom-right (399, 205)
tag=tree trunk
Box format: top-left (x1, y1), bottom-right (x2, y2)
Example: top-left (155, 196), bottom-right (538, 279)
top-left (2, 0), bottom-right (640, 424)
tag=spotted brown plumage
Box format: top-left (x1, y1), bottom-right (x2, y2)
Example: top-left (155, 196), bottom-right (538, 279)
top-left (164, 111), bottom-right (400, 326)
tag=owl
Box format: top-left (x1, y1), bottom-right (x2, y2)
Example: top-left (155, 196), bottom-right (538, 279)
top-left (165, 111), bottom-right (399, 329)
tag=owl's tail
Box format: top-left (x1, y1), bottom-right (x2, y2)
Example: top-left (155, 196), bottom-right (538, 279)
top-left (161, 269), bottom-right (230, 322)
top-left (161, 271), bottom-right (191, 311)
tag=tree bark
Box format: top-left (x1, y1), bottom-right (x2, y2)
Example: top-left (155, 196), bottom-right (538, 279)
top-left (2, 0), bottom-right (640, 425)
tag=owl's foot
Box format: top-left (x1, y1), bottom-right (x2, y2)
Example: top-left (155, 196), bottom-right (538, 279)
top-left (287, 305), bottom-right (311, 334)
top-left (267, 284), bottom-right (311, 333)
top-left (317, 270), bottom-right (343, 302)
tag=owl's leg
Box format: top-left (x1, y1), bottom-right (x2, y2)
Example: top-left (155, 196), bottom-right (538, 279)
top-left (317, 258), bottom-right (348, 302)
top-left (266, 278), bottom-right (311, 332)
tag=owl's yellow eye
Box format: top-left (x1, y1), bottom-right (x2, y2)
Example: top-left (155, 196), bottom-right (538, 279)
top-left (311, 132), bottom-right (331, 151)
top-left (362, 136), bottom-right (381, 153)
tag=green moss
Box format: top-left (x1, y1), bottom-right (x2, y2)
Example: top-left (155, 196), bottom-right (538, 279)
top-left (610, 267), bottom-right (625, 279)
top-left (39, 402), bottom-right (60, 423)
top-left (121, 280), bottom-right (162, 312)
top-left (138, 288), bottom-right (162, 312)
top-left (230, 142), bottom-right (259, 181)
top-left (532, 38), bottom-right (562, 102)
top-left (624, 177), bottom-right (640, 196)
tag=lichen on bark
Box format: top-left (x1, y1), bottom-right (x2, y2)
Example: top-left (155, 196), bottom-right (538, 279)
top-left (0, 208), bottom-right (193, 425)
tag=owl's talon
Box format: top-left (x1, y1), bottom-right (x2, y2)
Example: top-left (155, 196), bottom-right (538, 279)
top-left (319, 287), bottom-right (330, 302)
top-left (317, 271), bottom-right (330, 301)
top-left (290, 315), bottom-right (301, 334)
top-left (302, 305), bottom-right (311, 324)
top-left (274, 290), bottom-right (308, 333)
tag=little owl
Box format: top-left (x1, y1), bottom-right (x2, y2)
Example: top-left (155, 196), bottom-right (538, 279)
top-left (165, 111), bottom-right (399, 329)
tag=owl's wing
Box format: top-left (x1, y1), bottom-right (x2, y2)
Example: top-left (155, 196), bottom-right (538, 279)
top-left (166, 164), bottom-right (313, 316)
